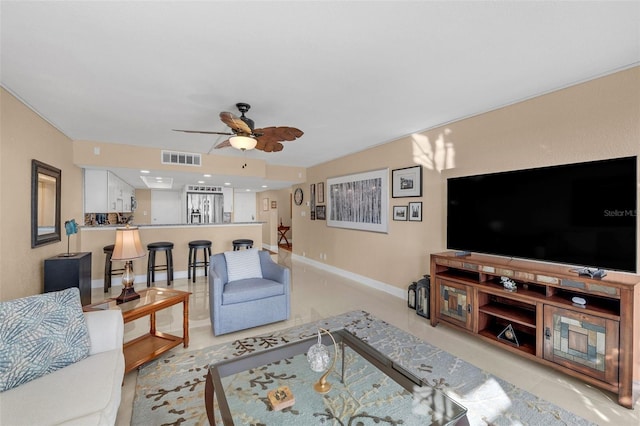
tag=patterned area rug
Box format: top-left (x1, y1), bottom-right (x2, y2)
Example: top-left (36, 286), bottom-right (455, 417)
top-left (132, 311), bottom-right (594, 425)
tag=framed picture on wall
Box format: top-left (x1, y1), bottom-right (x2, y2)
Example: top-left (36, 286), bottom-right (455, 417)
top-left (392, 165), bottom-right (422, 198)
top-left (326, 168), bottom-right (389, 233)
top-left (408, 201), bottom-right (422, 221)
top-left (310, 183), bottom-right (316, 220)
top-left (271, 200), bottom-right (277, 209)
top-left (316, 205), bottom-right (326, 220)
top-left (393, 206), bottom-right (408, 221)
top-left (263, 198), bottom-right (269, 211)
top-left (317, 182), bottom-right (325, 204)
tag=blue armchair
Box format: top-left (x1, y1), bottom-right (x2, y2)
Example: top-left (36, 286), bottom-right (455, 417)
top-left (209, 250), bottom-right (290, 336)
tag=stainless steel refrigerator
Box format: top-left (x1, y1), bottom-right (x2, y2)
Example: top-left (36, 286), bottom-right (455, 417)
top-left (186, 192), bottom-right (223, 224)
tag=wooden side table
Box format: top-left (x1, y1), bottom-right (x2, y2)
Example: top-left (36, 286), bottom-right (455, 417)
top-left (84, 288), bottom-right (191, 373)
top-left (277, 225), bottom-right (290, 247)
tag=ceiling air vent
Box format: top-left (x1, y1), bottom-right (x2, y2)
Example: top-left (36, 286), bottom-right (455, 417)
top-left (161, 150), bottom-right (201, 167)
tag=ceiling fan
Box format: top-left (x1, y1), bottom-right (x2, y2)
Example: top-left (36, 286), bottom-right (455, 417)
top-left (173, 103), bottom-right (303, 153)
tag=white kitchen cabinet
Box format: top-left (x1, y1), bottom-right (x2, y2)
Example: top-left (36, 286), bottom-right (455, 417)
top-left (84, 169), bottom-right (134, 213)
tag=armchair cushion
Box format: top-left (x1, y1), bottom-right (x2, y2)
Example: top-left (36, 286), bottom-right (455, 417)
top-left (224, 248), bottom-right (263, 281)
top-left (222, 278), bottom-right (286, 305)
top-left (0, 288), bottom-right (90, 392)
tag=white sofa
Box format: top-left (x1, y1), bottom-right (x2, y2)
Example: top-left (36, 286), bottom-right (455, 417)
top-left (0, 310), bottom-right (125, 425)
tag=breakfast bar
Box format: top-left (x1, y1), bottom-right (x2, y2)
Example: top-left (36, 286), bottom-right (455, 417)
top-left (79, 222), bottom-right (263, 288)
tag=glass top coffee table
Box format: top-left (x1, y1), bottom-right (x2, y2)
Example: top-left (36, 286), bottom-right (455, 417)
top-left (205, 329), bottom-right (467, 425)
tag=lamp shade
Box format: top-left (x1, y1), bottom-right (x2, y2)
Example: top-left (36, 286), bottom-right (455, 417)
top-left (229, 135), bottom-right (257, 151)
top-left (112, 226), bottom-right (146, 261)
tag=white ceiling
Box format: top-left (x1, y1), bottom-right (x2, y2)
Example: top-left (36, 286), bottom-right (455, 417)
top-left (2, 1), bottom-right (639, 191)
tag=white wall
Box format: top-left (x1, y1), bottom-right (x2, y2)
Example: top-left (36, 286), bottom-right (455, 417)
top-left (151, 190), bottom-right (182, 224)
top-left (233, 192), bottom-right (257, 222)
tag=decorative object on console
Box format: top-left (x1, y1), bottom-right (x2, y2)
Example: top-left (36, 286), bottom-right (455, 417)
top-left (392, 165), bottom-right (422, 198)
top-left (112, 225), bottom-right (146, 304)
top-left (497, 324), bottom-right (520, 346)
top-left (60, 219), bottom-right (78, 257)
top-left (574, 267), bottom-right (607, 279)
top-left (572, 296), bottom-right (587, 307)
top-left (307, 328), bottom-right (338, 394)
top-left (500, 276), bottom-right (517, 292)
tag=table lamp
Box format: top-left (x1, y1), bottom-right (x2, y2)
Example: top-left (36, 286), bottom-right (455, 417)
top-left (307, 328), bottom-right (338, 394)
top-left (112, 225), bottom-right (146, 304)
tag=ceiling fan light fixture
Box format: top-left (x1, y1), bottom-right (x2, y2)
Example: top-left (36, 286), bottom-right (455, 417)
top-left (229, 135), bottom-right (257, 151)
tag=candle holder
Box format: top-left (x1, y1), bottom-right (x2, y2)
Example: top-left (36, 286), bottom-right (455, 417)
top-left (307, 328), bottom-right (338, 394)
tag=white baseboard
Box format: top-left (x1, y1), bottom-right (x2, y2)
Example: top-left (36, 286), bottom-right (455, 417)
top-left (291, 254), bottom-right (405, 300)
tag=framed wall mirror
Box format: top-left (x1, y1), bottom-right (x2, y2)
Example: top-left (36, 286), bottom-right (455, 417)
top-left (31, 159), bottom-right (61, 247)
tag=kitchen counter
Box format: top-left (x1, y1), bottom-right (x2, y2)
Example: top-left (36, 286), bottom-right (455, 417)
top-left (79, 222), bottom-right (263, 286)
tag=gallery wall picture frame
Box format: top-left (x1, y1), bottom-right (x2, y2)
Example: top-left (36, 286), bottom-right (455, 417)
top-left (393, 206), bottom-right (408, 221)
top-left (316, 205), bottom-right (326, 220)
top-left (317, 182), bottom-right (325, 204)
top-left (392, 165), bottom-right (422, 198)
top-left (408, 201), bottom-right (423, 222)
top-left (263, 198), bottom-right (269, 211)
top-left (310, 183), bottom-right (316, 221)
top-left (327, 168), bottom-right (389, 233)
top-left (271, 200), bottom-right (277, 209)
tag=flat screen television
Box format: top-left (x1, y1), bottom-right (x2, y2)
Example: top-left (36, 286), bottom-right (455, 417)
top-left (447, 156), bottom-right (637, 273)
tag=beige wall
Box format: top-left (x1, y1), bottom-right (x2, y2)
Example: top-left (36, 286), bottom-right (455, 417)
top-left (1, 88), bottom-right (84, 301)
top-left (73, 139), bottom-right (306, 184)
top-left (294, 67), bottom-right (640, 291)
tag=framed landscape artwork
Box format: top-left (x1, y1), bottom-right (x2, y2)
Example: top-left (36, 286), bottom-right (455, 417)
top-left (327, 168), bottom-right (389, 233)
top-left (393, 206), bottom-right (408, 221)
top-left (392, 165), bottom-right (422, 198)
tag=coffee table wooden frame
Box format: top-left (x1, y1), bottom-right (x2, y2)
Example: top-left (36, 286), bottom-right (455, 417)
top-left (84, 287), bottom-right (191, 373)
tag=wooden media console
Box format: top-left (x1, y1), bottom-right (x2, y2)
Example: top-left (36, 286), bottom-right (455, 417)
top-left (430, 251), bottom-right (640, 408)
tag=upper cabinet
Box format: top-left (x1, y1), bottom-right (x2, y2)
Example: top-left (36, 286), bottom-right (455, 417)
top-left (84, 170), bottom-right (135, 213)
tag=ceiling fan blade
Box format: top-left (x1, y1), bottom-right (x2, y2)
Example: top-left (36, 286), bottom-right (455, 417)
top-left (258, 140), bottom-right (284, 153)
top-left (254, 126), bottom-right (303, 141)
top-left (213, 139), bottom-right (232, 149)
top-left (219, 112), bottom-right (252, 134)
top-left (173, 129), bottom-right (233, 135)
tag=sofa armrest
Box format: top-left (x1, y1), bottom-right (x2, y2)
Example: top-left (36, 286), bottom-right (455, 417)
top-left (84, 310), bottom-right (124, 355)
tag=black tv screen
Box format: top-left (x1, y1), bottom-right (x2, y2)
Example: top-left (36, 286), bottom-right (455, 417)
top-left (447, 157), bottom-right (637, 272)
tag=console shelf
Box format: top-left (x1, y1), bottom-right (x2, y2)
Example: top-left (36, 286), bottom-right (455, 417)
top-left (430, 251), bottom-right (640, 408)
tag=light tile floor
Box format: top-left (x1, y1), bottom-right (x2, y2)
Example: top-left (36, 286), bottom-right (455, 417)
top-left (95, 250), bottom-right (639, 425)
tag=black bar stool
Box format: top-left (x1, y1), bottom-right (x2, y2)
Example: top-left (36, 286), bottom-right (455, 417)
top-left (232, 239), bottom-right (254, 251)
top-left (103, 244), bottom-right (125, 293)
top-left (188, 240), bottom-right (212, 283)
top-left (147, 242), bottom-right (174, 287)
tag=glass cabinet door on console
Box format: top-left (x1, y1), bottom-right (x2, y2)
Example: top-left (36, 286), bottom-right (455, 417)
top-left (435, 279), bottom-right (473, 330)
top-left (543, 306), bottom-right (619, 385)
